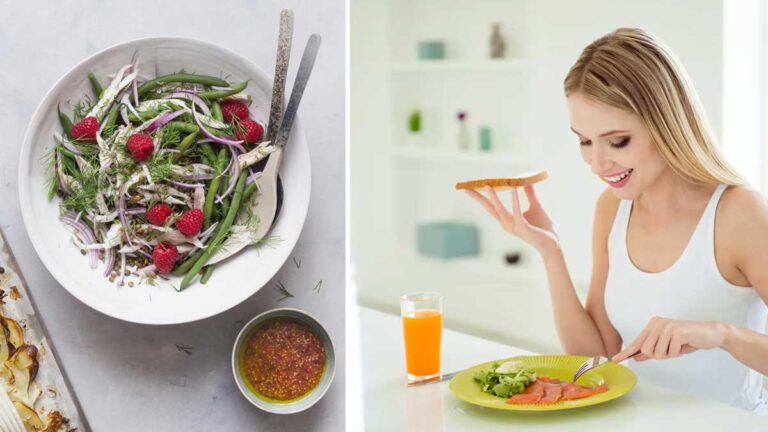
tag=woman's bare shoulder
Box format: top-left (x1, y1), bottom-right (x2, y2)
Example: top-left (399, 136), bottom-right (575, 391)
top-left (718, 185), bottom-right (768, 250)
top-left (719, 185), bottom-right (768, 225)
top-left (593, 188), bottom-right (620, 237)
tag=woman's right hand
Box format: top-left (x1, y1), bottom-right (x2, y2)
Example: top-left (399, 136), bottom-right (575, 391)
top-left (465, 185), bottom-right (560, 254)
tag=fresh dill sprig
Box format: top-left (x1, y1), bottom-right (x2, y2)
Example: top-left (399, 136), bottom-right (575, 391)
top-left (71, 95), bottom-right (94, 121)
top-left (147, 152), bottom-right (174, 183)
top-left (44, 146), bottom-right (59, 201)
top-left (160, 127), bottom-right (181, 150)
top-left (174, 343), bottom-right (193, 355)
top-left (61, 172), bottom-right (98, 213)
top-left (253, 235), bottom-right (283, 249)
top-left (275, 281), bottom-right (294, 301)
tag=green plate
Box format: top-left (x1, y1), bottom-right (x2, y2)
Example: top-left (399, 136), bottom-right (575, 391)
top-left (449, 355), bottom-right (637, 411)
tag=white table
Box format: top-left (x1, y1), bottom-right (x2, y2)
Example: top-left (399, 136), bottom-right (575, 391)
top-left (0, 1), bottom-right (344, 430)
top-left (353, 307), bottom-right (767, 432)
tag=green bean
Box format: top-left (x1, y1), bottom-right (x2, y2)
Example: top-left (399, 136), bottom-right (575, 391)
top-left (200, 266), bottom-right (214, 284)
top-left (203, 148), bottom-right (228, 229)
top-left (57, 105), bottom-right (73, 138)
top-left (128, 109), bottom-right (160, 122)
top-left (172, 249), bottom-right (205, 277)
top-left (212, 101), bottom-right (223, 122)
top-left (87, 72), bottom-right (103, 98)
top-left (142, 91), bottom-right (167, 100)
top-left (60, 152), bottom-right (80, 180)
top-left (180, 171), bottom-right (247, 290)
top-left (220, 196), bottom-right (231, 218)
top-left (198, 81), bottom-right (248, 100)
top-left (138, 73), bottom-right (230, 96)
top-left (200, 144), bottom-right (217, 166)
top-left (102, 105), bottom-right (120, 137)
top-left (166, 121), bottom-right (199, 134)
top-left (243, 181), bottom-right (259, 201)
top-left (172, 131), bottom-right (198, 163)
top-left (203, 174), bottom-right (221, 231)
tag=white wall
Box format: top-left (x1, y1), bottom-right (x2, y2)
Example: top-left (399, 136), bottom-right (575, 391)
top-left (350, 0), bottom-right (396, 273)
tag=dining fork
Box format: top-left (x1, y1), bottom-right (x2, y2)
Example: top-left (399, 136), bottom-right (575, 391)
top-left (572, 351), bottom-right (640, 382)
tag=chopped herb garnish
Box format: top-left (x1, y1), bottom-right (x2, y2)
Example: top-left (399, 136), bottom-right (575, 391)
top-left (175, 343), bottom-right (193, 355)
top-left (276, 281), bottom-right (294, 301)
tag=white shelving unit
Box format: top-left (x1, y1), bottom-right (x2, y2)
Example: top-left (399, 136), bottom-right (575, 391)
top-left (386, 0), bottom-right (535, 264)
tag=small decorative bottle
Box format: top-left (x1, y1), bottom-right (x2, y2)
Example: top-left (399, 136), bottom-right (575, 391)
top-left (408, 109), bottom-right (421, 134)
top-left (490, 23), bottom-right (505, 59)
top-left (406, 109), bottom-right (422, 146)
top-left (457, 111), bottom-right (469, 151)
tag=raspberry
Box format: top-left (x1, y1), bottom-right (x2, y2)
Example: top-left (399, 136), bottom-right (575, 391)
top-left (235, 119), bottom-right (264, 144)
top-left (126, 133), bottom-right (155, 162)
top-left (71, 116), bottom-right (99, 142)
top-left (175, 209), bottom-right (204, 237)
top-left (146, 203), bottom-right (173, 226)
top-left (153, 242), bottom-right (178, 274)
top-left (220, 99), bottom-right (250, 123)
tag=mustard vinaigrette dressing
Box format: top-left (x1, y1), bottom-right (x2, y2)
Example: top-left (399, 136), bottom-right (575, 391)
top-left (240, 318), bottom-right (326, 402)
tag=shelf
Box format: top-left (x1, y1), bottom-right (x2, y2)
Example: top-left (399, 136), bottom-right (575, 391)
top-left (392, 146), bottom-right (528, 165)
top-left (391, 247), bottom-right (544, 284)
top-left (391, 59), bottom-right (530, 73)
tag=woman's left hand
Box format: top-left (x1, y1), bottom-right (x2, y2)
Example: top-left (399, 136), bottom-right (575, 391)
top-left (612, 317), bottom-right (729, 362)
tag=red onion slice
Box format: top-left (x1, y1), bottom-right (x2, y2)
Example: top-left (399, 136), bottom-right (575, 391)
top-left (167, 91), bottom-right (212, 116)
top-left (104, 247), bottom-right (116, 277)
top-left (60, 213), bottom-right (99, 269)
top-left (190, 101), bottom-right (246, 152)
top-left (171, 180), bottom-right (205, 189)
top-left (145, 109), bottom-right (190, 133)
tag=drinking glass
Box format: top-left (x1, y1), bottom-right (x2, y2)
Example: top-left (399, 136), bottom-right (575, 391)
top-left (400, 292), bottom-right (443, 382)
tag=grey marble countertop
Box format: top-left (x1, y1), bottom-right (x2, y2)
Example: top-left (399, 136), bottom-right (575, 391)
top-left (0, 0), bottom-right (345, 430)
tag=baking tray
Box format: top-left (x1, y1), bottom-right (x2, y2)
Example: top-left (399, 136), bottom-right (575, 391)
top-left (0, 229), bottom-right (89, 431)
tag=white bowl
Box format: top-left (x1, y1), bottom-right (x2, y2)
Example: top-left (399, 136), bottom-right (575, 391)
top-left (232, 308), bottom-right (336, 414)
top-left (18, 37), bottom-right (311, 325)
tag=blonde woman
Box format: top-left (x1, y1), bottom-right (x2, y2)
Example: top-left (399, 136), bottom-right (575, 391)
top-left (466, 28), bottom-right (768, 412)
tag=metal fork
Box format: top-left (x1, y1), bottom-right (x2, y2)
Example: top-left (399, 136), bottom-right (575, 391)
top-left (572, 351), bottom-right (640, 382)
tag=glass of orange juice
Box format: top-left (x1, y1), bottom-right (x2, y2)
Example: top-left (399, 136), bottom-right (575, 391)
top-left (400, 292), bottom-right (443, 383)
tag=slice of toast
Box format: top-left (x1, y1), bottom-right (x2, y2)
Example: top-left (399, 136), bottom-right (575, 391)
top-left (455, 170), bottom-right (549, 190)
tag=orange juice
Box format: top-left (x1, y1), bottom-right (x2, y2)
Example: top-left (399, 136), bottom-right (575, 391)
top-left (402, 310), bottom-right (442, 377)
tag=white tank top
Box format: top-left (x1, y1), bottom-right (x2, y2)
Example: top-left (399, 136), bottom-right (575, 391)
top-left (604, 184), bottom-right (768, 412)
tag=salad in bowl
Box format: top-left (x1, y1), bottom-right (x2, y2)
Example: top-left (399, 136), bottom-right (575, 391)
top-left (51, 52), bottom-right (275, 291)
top-left (19, 38), bottom-right (311, 324)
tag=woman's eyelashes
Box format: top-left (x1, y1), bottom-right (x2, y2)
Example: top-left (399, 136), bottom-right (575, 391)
top-left (578, 137), bottom-right (630, 148)
top-left (610, 137), bottom-right (630, 148)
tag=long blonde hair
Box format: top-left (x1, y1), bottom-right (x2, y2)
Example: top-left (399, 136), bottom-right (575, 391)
top-left (564, 28), bottom-right (743, 186)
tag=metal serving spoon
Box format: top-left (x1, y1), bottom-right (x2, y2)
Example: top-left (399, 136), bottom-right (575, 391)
top-left (207, 25), bottom-right (321, 265)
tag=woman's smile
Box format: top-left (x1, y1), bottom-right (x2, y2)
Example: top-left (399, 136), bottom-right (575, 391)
top-left (603, 168), bottom-right (634, 188)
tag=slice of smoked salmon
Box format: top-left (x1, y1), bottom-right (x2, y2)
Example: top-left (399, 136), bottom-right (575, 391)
top-left (506, 381), bottom-right (545, 404)
top-left (507, 392), bottom-right (543, 404)
top-left (561, 383), bottom-right (609, 401)
top-left (537, 376), bottom-right (562, 384)
top-left (505, 376), bottom-right (609, 405)
top-left (539, 382), bottom-right (563, 403)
